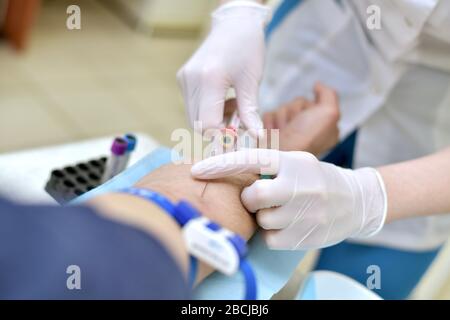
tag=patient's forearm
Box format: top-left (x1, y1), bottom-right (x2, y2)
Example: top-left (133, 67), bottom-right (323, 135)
top-left (137, 165), bottom-right (256, 282)
top-left (90, 164), bottom-right (258, 285)
top-left (379, 147), bottom-right (450, 223)
top-left (135, 164), bottom-right (257, 239)
top-left (135, 164), bottom-right (258, 284)
top-left (89, 193), bottom-right (189, 276)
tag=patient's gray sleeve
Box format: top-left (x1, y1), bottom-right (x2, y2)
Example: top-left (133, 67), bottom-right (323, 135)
top-left (0, 197), bottom-right (190, 299)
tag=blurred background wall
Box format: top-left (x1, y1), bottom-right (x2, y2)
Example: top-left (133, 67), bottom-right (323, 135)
top-left (103, 0), bottom-right (214, 37)
top-left (0, 0), bottom-right (203, 151)
top-left (0, 0), bottom-right (6, 25)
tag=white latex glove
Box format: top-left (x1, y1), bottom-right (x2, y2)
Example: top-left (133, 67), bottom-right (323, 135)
top-left (191, 149), bottom-right (387, 250)
top-left (177, 1), bottom-right (271, 134)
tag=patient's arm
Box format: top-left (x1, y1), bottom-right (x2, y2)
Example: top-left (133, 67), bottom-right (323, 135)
top-left (90, 163), bottom-right (258, 284)
top-left (135, 164), bottom-right (257, 239)
top-left (263, 83), bottom-right (340, 155)
top-left (224, 83), bottom-right (340, 156)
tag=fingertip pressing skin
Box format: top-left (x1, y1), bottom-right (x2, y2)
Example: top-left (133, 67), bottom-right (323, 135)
top-left (191, 149), bottom-right (281, 180)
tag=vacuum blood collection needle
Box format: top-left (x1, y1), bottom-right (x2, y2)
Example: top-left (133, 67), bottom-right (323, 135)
top-left (229, 110), bottom-right (240, 130)
top-left (101, 137), bottom-right (128, 183)
top-left (201, 111), bottom-right (241, 198)
top-left (200, 182), bottom-right (208, 198)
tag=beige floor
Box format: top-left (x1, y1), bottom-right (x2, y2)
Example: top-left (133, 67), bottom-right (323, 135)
top-left (0, 0), bottom-right (197, 153)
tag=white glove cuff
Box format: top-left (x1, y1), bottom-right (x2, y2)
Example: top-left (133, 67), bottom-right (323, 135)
top-left (213, 1), bottom-right (272, 25)
top-left (352, 167), bottom-right (388, 238)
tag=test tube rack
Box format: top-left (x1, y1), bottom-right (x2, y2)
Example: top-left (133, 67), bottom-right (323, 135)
top-left (45, 157), bottom-right (107, 205)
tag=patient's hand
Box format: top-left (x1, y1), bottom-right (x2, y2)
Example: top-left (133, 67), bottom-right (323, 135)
top-left (224, 83), bottom-right (339, 156)
top-left (263, 83), bottom-right (340, 155)
top-left (136, 164), bottom-right (258, 240)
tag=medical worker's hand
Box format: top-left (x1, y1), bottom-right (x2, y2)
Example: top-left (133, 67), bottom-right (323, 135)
top-left (191, 149), bottom-right (387, 250)
top-left (177, 1), bottom-right (271, 134)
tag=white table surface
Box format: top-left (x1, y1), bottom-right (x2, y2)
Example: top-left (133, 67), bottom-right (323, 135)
top-left (0, 133), bottom-right (159, 204)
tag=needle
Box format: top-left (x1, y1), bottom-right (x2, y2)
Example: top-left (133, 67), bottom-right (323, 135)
top-left (200, 182), bottom-right (208, 198)
top-left (200, 111), bottom-right (239, 199)
top-left (229, 110), bottom-right (240, 129)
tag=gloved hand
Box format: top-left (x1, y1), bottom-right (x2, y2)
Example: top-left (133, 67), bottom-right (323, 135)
top-left (177, 1), bottom-right (271, 134)
top-left (191, 149), bottom-right (387, 250)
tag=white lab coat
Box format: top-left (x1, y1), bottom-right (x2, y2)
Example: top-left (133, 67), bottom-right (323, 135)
top-left (260, 0), bottom-right (450, 251)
